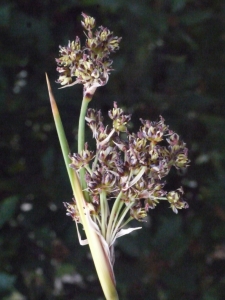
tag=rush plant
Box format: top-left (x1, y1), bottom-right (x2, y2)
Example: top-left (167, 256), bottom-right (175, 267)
top-left (46, 13), bottom-right (189, 300)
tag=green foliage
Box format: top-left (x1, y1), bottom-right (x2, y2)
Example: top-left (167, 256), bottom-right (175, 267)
top-left (0, 0), bottom-right (225, 299)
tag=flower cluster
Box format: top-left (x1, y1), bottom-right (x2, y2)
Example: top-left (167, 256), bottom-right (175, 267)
top-left (51, 13), bottom-right (191, 296)
top-left (66, 103), bottom-right (189, 234)
top-left (56, 13), bottom-right (121, 96)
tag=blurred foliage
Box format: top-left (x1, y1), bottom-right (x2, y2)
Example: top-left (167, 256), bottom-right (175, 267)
top-left (1, 0), bottom-right (225, 299)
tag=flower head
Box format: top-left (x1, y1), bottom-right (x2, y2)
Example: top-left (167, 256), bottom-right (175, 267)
top-left (65, 104), bottom-right (190, 228)
top-left (56, 13), bottom-right (121, 97)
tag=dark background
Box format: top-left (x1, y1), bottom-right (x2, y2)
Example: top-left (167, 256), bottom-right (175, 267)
top-left (1, 0), bottom-right (225, 299)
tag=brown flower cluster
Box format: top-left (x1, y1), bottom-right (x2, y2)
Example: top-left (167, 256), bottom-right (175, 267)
top-left (66, 102), bottom-right (189, 223)
top-left (55, 13), bottom-right (121, 95)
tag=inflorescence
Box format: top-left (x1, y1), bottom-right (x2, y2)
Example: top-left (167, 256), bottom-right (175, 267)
top-left (64, 102), bottom-right (189, 231)
top-left (57, 14), bottom-right (190, 247)
top-left (56, 13), bottom-right (121, 95)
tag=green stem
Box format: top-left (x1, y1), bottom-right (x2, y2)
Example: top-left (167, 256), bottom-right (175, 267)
top-left (110, 202), bottom-right (134, 245)
top-left (84, 164), bottom-right (92, 175)
top-left (78, 95), bottom-right (91, 201)
top-left (119, 216), bottom-right (133, 229)
top-left (100, 191), bottom-right (107, 238)
top-left (106, 192), bottom-right (122, 244)
top-left (78, 96), bottom-right (90, 153)
top-left (95, 214), bottom-right (102, 229)
top-left (111, 201), bottom-right (124, 235)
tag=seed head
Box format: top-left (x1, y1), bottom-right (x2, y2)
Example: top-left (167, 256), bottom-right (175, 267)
top-left (56, 13), bottom-right (121, 97)
top-left (66, 104), bottom-right (190, 226)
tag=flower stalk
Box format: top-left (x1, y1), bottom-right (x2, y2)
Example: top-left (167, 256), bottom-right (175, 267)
top-left (78, 96), bottom-right (91, 200)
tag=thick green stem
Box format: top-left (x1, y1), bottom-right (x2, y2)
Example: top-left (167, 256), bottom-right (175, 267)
top-left (71, 170), bottom-right (118, 300)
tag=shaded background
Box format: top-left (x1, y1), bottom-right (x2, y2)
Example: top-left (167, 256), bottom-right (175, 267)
top-left (1, 0), bottom-right (225, 299)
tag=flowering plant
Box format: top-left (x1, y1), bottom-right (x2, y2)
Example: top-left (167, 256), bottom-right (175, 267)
top-left (46, 13), bottom-right (189, 300)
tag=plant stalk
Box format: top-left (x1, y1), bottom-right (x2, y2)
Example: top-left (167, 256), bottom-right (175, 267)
top-left (46, 74), bottom-right (119, 300)
top-left (78, 95), bottom-right (91, 201)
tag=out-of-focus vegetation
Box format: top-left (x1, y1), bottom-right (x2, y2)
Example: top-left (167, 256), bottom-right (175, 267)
top-left (0, 0), bottom-right (225, 299)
